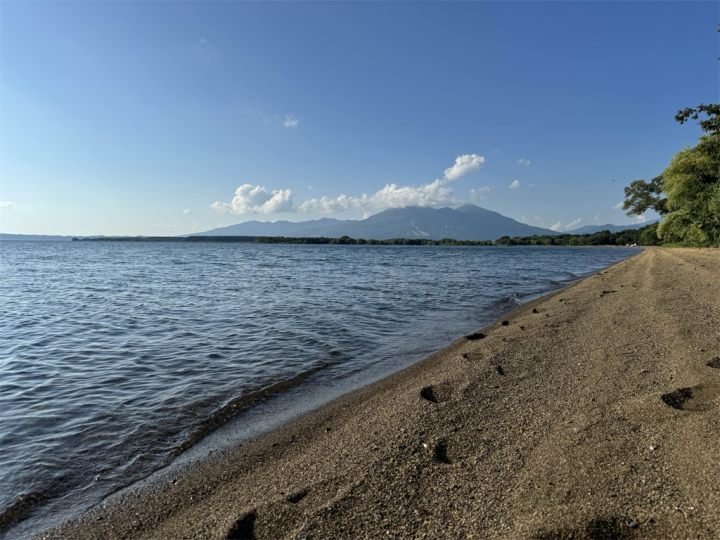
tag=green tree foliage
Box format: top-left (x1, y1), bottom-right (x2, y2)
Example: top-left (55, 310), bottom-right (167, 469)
top-left (80, 230), bottom-right (657, 247)
top-left (621, 32), bottom-right (720, 249)
top-left (623, 176), bottom-right (667, 217)
top-left (675, 103), bottom-right (720, 135)
top-left (674, 26), bottom-right (720, 134)
top-left (657, 135), bottom-right (720, 246)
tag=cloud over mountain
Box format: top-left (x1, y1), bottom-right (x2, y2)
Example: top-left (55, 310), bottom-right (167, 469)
top-left (211, 154), bottom-right (484, 216)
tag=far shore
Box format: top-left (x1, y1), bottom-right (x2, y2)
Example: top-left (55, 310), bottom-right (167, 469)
top-left (40, 247), bottom-right (720, 540)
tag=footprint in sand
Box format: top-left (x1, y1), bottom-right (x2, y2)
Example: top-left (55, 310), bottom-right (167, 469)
top-left (286, 490), bottom-right (308, 504)
top-left (420, 383), bottom-right (454, 404)
top-left (433, 439), bottom-right (452, 464)
top-left (226, 510), bottom-right (256, 540)
top-left (536, 516), bottom-right (639, 540)
top-left (661, 385), bottom-right (720, 412)
top-left (707, 357), bottom-right (720, 369)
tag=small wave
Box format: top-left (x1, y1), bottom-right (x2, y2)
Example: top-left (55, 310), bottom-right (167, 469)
top-left (170, 362), bottom-right (336, 458)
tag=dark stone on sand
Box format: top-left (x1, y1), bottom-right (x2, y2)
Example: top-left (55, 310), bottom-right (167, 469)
top-left (501, 321), bottom-right (509, 326)
top-left (496, 366), bottom-right (505, 376)
top-left (532, 308), bottom-right (538, 313)
top-left (465, 332), bottom-right (486, 341)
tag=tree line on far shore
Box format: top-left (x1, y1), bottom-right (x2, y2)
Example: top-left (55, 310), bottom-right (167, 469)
top-left (75, 226), bottom-right (659, 247)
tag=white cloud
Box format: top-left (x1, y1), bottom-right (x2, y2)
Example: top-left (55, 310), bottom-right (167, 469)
top-left (594, 213), bottom-right (600, 222)
top-left (299, 179), bottom-right (456, 214)
top-left (517, 158), bottom-right (531, 166)
top-left (256, 108), bottom-right (271, 124)
top-left (635, 214), bottom-right (647, 224)
top-left (283, 114), bottom-right (299, 128)
top-left (469, 186), bottom-right (491, 201)
top-left (550, 221), bottom-right (562, 231)
top-left (257, 109), bottom-right (302, 128)
top-left (298, 194), bottom-right (364, 214)
top-left (212, 154), bottom-right (484, 216)
top-left (182, 209), bottom-right (193, 215)
top-left (612, 201), bottom-right (624, 210)
top-left (509, 180), bottom-right (520, 189)
top-left (211, 184), bottom-right (295, 215)
top-left (307, 185), bottom-right (313, 191)
top-left (520, 216), bottom-right (526, 222)
top-left (565, 218), bottom-right (582, 230)
top-left (492, 149), bottom-right (500, 155)
top-left (443, 154), bottom-right (484, 181)
top-left (533, 216), bottom-right (542, 221)
top-left (528, 184), bottom-right (535, 188)
top-left (0, 201), bottom-right (14, 210)
top-left (193, 38), bottom-right (219, 59)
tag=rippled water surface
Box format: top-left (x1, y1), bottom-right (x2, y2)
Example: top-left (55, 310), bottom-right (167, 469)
top-left (0, 242), bottom-right (640, 536)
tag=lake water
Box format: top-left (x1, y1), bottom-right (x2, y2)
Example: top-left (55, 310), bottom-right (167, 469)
top-left (0, 242), bottom-right (640, 537)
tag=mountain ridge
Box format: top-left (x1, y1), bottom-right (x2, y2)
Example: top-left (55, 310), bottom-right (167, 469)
top-left (193, 204), bottom-right (556, 241)
top-left (567, 221), bottom-right (658, 235)
top-left (0, 209), bottom-right (657, 241)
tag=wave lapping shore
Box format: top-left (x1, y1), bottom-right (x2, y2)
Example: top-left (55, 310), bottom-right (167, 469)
top-left (42, 248), bottom-right (720, 539)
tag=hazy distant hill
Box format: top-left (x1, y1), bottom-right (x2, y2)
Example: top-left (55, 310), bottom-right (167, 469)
top-left (0, 233), bottom-right (75, 242)
top-left (568, 221), bottom-right (658, 235)
top-left (0, 234), bottom-right (117, 242)
top-left (195, 204), bottom-right (557, 241)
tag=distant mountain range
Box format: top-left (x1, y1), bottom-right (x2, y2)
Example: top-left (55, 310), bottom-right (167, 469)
top-left (567, 221), bottom-right (658, 235)
top-left (0, 207), bottom-right (657, 242)
top-left (0, 233), bottom-right (77, 242)
top-left (0, 234), bottom-right (114, 242)
top-left (193, 204), bottom-right (557, 241)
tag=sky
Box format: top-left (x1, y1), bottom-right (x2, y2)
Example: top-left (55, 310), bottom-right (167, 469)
top-left (0, 1), bottom-right (717, 236)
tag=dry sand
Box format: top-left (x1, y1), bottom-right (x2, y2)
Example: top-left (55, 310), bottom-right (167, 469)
top-left (40, 247), bottom-right (720, 540)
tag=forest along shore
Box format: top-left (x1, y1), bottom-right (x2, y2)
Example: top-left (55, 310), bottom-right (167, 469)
top-left (41, 248), bottom-right (720, 540)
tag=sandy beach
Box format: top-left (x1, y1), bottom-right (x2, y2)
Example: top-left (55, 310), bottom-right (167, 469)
top-left (40, 247), bottom-right (720, 540)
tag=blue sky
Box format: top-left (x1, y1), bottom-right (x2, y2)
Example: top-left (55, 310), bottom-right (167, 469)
top-left (0, 1), bottom-right (717, 236)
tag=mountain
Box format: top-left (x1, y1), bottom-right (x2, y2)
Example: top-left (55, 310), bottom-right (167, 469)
top-left (0, 234), bottom-right (119, 242)
top-left (0, 233), bottom-right (75, 241)
top-left (567, 221), bottom-right (658, 235)
top-left (194, 204), bottom-right (557, 241)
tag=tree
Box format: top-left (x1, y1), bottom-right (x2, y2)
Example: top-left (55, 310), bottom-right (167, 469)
top-left (675, 103), bottom-right (720, 135)
top-left (675, 25), bottom-right (720, 135)
top-left (638, 223), bottom-right (660, 246)
top-left (623, 175), bottom-right (667, 217)
top-left (657, 135), bottom-right (720, 246)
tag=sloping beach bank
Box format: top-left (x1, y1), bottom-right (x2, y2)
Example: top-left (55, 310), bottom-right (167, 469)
top-left (41, 247), bottom-right (719, 540)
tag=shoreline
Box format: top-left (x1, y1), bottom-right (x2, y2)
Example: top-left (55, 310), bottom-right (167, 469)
top-left (1, 246), bottom-right (637, 539)
top-left (38, 247), bottom-right (720, 539)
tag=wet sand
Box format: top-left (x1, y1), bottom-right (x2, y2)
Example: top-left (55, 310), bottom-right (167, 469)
top-left (40, 247), bottom-right (720, 540)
